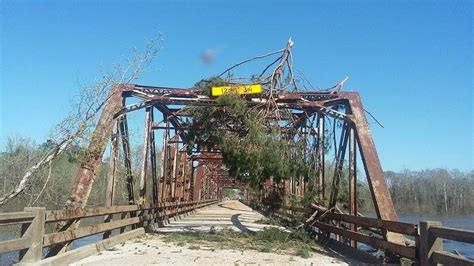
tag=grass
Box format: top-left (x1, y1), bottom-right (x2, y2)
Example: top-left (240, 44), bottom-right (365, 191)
top-left (253, 217), bottom-right (280, 226)
top-left (296, 247), bottom-right (311, 258)
top-left (162, 227), bottom-right (317, 258)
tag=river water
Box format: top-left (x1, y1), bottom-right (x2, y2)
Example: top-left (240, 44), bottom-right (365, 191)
top-left (361, 213), bottom-right (474, 260)
top-left (398, 213), bottom-right (474, 260)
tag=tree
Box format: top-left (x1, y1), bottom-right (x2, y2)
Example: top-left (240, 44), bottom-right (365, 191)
top-left (0, 34), bottom-right (163, 207)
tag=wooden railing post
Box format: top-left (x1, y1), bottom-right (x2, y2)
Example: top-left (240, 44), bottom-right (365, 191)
top-left (20, 207), bottom-right (45, 263)
top-left (419, 221), bottom-right (443, 266)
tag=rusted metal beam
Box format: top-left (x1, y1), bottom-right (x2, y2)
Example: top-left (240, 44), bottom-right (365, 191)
top-left (64, 86), bottom-right (124, 210)
top-left (105, 122), bottom-right (119, 208)
top-left (159, 115), bottom-right (169, 202)
top-left (149, 108), bottom-right (158, 206)
top-left (318, 113), bottom-right (325, 200)
top-left (49, 86), bottom-right (124, 256)
top-left (348, 125), bottom-right (357, 248)
top-left (328, 123), bottom-right (349, 209)
top-left (194, 162), bottom-right (204, 201)
top-left (176, 150), bottom-right (187, 200)
top-left (103, 122), bottom-right (119, 239)
top-left (185, 158), bottom-right (192, 201)
top-left (169, 136), bottom-right (179, 201)
top-left (346, 92), bottom-right (404, 245)
top-left (139, 107), bottom-right (152, 205)
top-left (119, 115), bottom-right (135, 205)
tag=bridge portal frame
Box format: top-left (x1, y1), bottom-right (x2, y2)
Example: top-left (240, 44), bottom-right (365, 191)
top-left (62, 83), bottom-right (403, 245)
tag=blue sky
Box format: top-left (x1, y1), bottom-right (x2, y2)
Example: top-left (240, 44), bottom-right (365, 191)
top-left (1, 0), bottom-right (472, 171)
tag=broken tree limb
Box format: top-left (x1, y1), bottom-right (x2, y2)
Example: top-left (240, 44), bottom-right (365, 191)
top-left (218, 48), bottom-right (285, 77)
top-left (63, 85), bottom-right (124, 210)
top-left (0, 93), bottom-right (112, 206)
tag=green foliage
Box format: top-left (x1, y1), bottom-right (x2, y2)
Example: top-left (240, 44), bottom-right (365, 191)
top-left (296, 247), bottom-right (311, 258)
top-left (0, 137), bottom-right (78, 211)
top-left (254, 217), bottom-right (281, 226)
top-left (251, 227), bottom-right (288, 242)
top-left (0, 135), bottom-right (155, 211)
top-left (186, 86), bottom-right (308, 190)
top-left (221, 188), bottom-right (241, 199)
top-left (257, 242), bottom-right (273, 252)
top-left (191, 76), bottom-right (229, 96)
top-left (162, 227), bottom-right (317, 258)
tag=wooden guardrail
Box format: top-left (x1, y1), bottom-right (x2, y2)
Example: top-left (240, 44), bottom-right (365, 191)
top-left (247, 201), bottom-right (474, 265)
top-left (0, 208), bottom-right (45, 263)
top-left (420, 221), bottom-right (474, 266)
top-left (0, 199), bottom-right (218, 264)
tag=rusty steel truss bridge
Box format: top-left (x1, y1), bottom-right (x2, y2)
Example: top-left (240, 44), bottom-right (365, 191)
top-left (1, 84), bottom-right (473, 265)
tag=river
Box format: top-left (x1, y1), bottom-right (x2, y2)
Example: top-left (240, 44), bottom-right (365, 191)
top-left (398, 213), bottom-right (474, 259)
top-left (361, 213), bottom-right (474, 260)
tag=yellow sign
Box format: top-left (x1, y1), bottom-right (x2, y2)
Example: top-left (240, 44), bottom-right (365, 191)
top-left (211, 84), bottom-right (262, 96)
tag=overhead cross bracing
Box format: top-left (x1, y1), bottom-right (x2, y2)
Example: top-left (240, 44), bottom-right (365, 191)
top-left (61, 81), bottom-right (404, 248)
top-left (54, 39), bottom-right (407, 257)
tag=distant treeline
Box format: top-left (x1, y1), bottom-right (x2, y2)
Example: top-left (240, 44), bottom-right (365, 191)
top-left (384, 169), bottom-right (474, 215)
top-left (1, 137), bottom-right (473, 215)
top-left (0, 137), bottom-right (153, 212)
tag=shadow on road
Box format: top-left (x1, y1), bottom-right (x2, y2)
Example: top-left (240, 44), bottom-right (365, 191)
top-left (231, 214), bottom-right (253, 233)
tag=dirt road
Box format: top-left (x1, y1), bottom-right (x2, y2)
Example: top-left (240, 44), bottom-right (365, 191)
top-left (72, 200), bottom-right (352, 265)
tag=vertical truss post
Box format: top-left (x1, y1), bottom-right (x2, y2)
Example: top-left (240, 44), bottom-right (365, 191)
top-left (170, 136), bottom-right (179, 201)
top-left (301, 124), bottom-right (307, 197)
top-left (139, 107), bottom-right (152, 205)
top-left (103, 122), bottom-right (118, 239)
top-left (119, 115), bottom-right (135, 205)
top-left (194, 161), bottom-right (203, 201)
top-left (213, 180), bottom-right (217, 199)
top-left (160, 115), bottom-right (169, 202)
top-left (318, 113), bottom-right (325, 200)
top-left (328, 123), bottom-right (349, 208)
top-left (179, 151), bottom-right (188, 200)
top-left (149, 109), bottom-right (158, 207)
top-left (202, 169), bottom-right (208, 200)
top-left (105, 122), bottom-right (119, 207)
top-left (206, 178), bottom-right (210, 200)
top-left (189, 160), bottom-right (196, 201)
top-left (349, 124), bottom-right (357, 248)
top-left (184, 156), bottom-right (191, 201)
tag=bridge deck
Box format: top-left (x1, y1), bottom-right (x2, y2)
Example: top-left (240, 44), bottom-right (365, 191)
top-left (152, 200), bottom-right (281, 233)
top-left (72, 200), bottom-right (352, 265)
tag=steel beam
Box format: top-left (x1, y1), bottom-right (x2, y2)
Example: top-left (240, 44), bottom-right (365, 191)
top-left (64, 86), bottom-right (124, 210)
top-left (139, 107), bottom-right (152, 205)
top-left (346, 92), bottom-right (404, 244)
top-left (349, 125), bottom-right (357, 248)
top-left (318, 113), bottom-right (325, 200)
top-left (119, 115), bottom-right (135, 205)
top-left (328, 124), bottom-right (349, 208)
top-left (149, 108), bottom-right (158, 205)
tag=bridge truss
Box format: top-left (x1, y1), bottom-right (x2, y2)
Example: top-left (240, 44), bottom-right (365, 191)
top-left (63, 83), bottom-right (403, 245)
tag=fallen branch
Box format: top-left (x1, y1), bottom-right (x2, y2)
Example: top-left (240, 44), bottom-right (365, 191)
top-left (0, 34), bottom-right (162, 207)
top-left (29, 160), bottom-right (53, 206)
top-left (364, 108), bottom-right (384, 128)
top-left (218, 48), bottom-right (285, 77)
